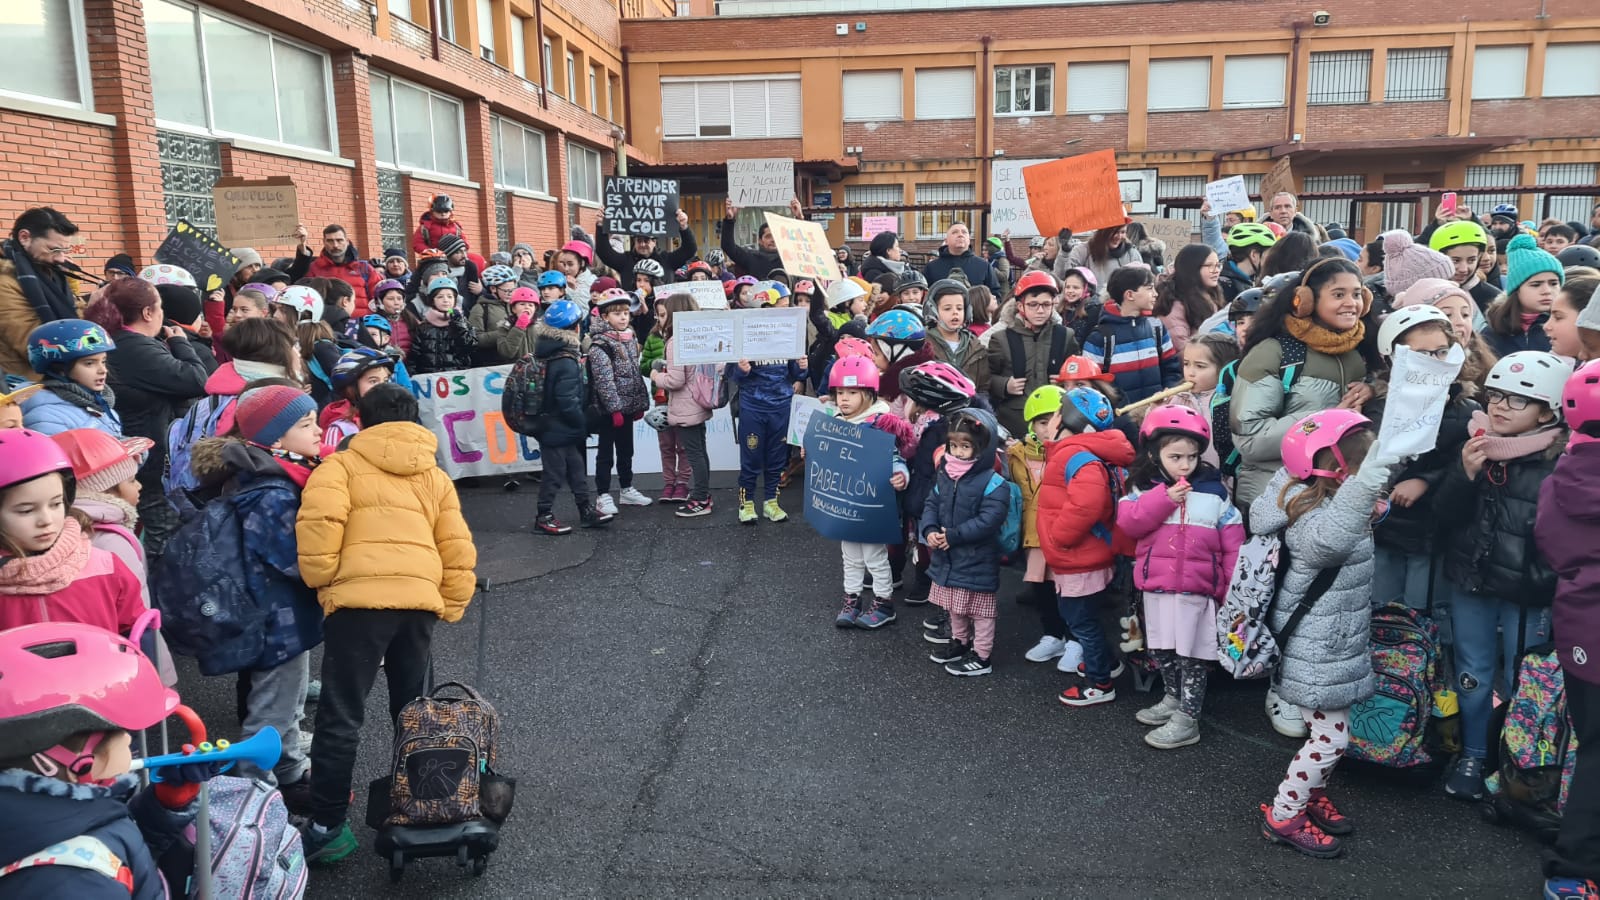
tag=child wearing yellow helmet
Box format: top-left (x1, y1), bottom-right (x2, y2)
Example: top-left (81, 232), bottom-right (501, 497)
top-left (1428, 220), bottom-right (1499, 311)
top-left (1009, 385), bottom-right (1083, 669)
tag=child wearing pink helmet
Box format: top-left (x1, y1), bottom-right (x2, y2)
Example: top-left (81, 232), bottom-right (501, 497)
top-left (826, 356), bottom-right (909, 629)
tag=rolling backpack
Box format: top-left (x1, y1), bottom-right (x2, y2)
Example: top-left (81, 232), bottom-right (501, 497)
top-left (1346, 601), bottom-right (1445, 768)
top-left (1216, 533), bottom-right (1337, 679)
top-left (381, 682), bottom-right (508, 828)
top-left (164, 394), bottom-right (233, 520)
top-left (1484, 645), bottom-right (1579, 841)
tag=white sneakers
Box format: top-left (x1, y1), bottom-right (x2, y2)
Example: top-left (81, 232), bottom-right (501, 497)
top-left (618, 487), bottom-right (652, 506)
top-left (596, 493), bottom-right (619, 516)
top-left (1025, 635), bottom-right (1067, 663)
top-left (1266, 685), bottom-right (1309, 738)
top-left (1057, 640), bottom-right (1085, 674)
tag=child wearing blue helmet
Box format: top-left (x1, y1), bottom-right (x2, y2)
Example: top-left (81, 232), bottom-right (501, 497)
top-left (21, 320), bottom-right (124, 439)
top-left (532, 300), bottom-right (613, 535)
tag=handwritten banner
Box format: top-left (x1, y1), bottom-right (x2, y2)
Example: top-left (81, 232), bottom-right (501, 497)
top-left (727, 158), bottom-right (794, 208)
top-left (860, 215), bottom-right (899, 242)
top-left (802, 414), bottom-right (901, 544)
top-left (1376, 345), bottom-right (1464, 459)
top-left (787, 394), bottom-right (828, 446)
top-left (1260, 157), bottom-right (1297, 205)
top-left (1021, 151), bottom-right (1127, 237)
top-left (1204, 175), bottom-right (1250, 215)
top-left (990, 158), bottom-right (1050, 236)
top-left (603, 176), bottom-right (680, 238)
top-left (1131, 217), bottom-right (1195, 248)
top-left (212, 176), bottom-right (298, 246)
top-left (154, 220), bottom-right (240, 294)
top-left (669, 307), bottom-right (808, 366)
top-left (765, 212), bottom-right (843, 282)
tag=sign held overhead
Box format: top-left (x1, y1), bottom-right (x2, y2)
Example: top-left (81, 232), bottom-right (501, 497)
top-left (603, 176), bottom-right (680, 237)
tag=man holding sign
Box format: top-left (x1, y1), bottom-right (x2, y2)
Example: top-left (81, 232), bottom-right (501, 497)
top-left (596, 207), bottom-right (697, 287)
top-left (722, 197), bottom-right (804, 280)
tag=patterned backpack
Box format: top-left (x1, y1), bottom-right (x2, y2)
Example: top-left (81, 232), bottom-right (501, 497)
top-left (384, 682), bottom-right (504, 827)
top-left (1347, 602), bottom-right (1444, 768)
top-left (501, 350), bottom-right (583, 436)
top-left (189, 777), bottom-right (307, 899)
top-left (1485, 647), bottom-right (1578, 839)
top-left (1215, 533), bottom-right (1336, 679)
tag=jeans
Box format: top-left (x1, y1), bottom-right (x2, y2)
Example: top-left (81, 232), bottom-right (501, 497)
top-left (236, 652), bottom-right (310, 787)
top-left (1450, 587), bottom-right (1551, 758)
top-left (677, 423), bottom-right (711, 502)
top-left (1372, 547), bottom-right (1452, 644)
top-left (309, 608), bottom-right (436, 828)
top-left (537, 443), bottom-right (590, 516)
top-left (1550, 674), bottom-right (1600, 880)
top-left (594, 419), bottom-right (634, 494)
top-left (1058, 590), bottom-right (1111, 682)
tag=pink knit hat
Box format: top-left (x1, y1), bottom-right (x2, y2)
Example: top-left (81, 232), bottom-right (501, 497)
top-left (1382, 230), bottom-right (1454, 298)
top-left (1394, 277), bottom-right (1473, 310)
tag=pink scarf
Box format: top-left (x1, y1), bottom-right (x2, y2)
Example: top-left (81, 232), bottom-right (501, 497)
top-left (424, 308), bottom-right (450, 327)
top-left (0, 518), bottom-right (90, 595)
top-left (1468, 410), bottom-right (1562, 461)
top-left (944, 456), bottom-right (976, 479)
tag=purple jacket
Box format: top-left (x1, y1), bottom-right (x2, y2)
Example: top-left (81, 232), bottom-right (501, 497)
top-left (1117, 470), bottom-right (1245, 600)
top-left (1534, 442), bottom-right (1600, 685)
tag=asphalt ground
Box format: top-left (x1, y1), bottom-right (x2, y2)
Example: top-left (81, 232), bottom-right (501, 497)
top-left (166, 475), bottom-right (1547, 898)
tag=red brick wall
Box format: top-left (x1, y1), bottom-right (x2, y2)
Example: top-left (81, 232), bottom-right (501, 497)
top-left (1146, 109), bottom-right (1288, 152)
top-left (661, 137), bottom-right (803, 165)
top-left (843, 120), bottom-right (976, 159)
top-left (993, 114), bottom-right (1128, 157)
top-left (1471, 98), bottom-right (1600, 139)
top-left (1303, 101), bottom-right (1449, 142)
top-left (219, 146), bottom-right (359, 261)
top-left (0, 112), bottom-right (127, 263)
top-left (508, 194), bottom-right (560, 251)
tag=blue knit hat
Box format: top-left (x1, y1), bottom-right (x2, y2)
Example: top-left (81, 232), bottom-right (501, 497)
top-left (1504, 232), bottom-right (1564, 295)
top-left (236, 385), bottom-right (316, 448)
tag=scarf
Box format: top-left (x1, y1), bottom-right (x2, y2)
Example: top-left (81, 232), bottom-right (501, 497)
top-left (1467, 411), bottom-right (1563, 461)
top-left (44, 377), bottom-right (116, 418)
top-left (944, 456), bottom-right (976, 479)
top-left (878, 256), bottom-right (906, 275)
top-left (424, 308), bottom-right (450, 328)
top-left (1283, 315), bottom-right (1365, 356)
top-left (0, 517), bottom-right (90, 595)
top-left (78, 491), bottom-right (139, 530)
top-left (3, 240), bottom-right (77, 323)
top-left (232, 358), bottom-right (289, 383)
top-left (1520, 312), bottom-right (1543, 332)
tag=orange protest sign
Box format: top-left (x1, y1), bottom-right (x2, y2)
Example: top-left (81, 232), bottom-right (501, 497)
top-left (1020, 150), bottom-right (1127, 236)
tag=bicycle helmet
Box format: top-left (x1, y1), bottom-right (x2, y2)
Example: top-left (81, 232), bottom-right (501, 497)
top-left (1377, 304), bottom-right (1452, 358)
top-left (373, 278), bottom-right (405, 298)
top-left (509, 286), bottom-right (539, 307)
top-left (1226, 223), bottom-right (1277, 249)
top-left (923, 279), bottom-right (971, 324)
top-left (705, 249), bottom-right (726, 266)
top-left (423, 276), bottom-right (459, 298)
top-left (686, 260), bottom-right (714, 278)
top-left (828, 356), bottom-right (880, 392)
top-left (544, 299), bottom-right (584, 329)
top-left (50, 430), bottom-right (153, 485)
top-left (1558, 244), bottom-right (1600, 270)
top-left (1029, 236), bottom-right (1046, 250)
top-left (892, 269), bottom-right (928, 296)
top-left (0, 428), bottom-right (77, 504)
top-left (593, 287), bottom-right (633, 311)
top-left (1139, 404), bottom-right (1211, 445)
top-left (1562, 359), bottom-right (1600, 448)
top-left (1485, 351), bottom-right (1569, 420)
top-left (0, 621), bottom-right (180, 762)
top-left (792, 279), bottom-right (819, 302)
top-left (1230, 287), bottom-right (1266, 318)
top-left (899, 361), bottom-right (977, 414)
top-left (1281, 409), bottom-right (1371, 481)
top-left (359, 313), bottom-right (392, 334)
top-left (274, 285), bottom-right (324, 322)
top-left (481, 264), bottom-right (518, 287)
top-left (644, 405), bottom-right (670, 432)
top-left (1054, 355), bottom-right (1112, 383)
top-left (1059, 386), bottom-right (1114, 434)
top-left (330, 346), bottom-right (397, 394)
top-left (1260, 270), bottom-right (1303, 305)
top-left (240, 282), bottom-right (280, 301)
top-left (1023, 385), bottom-right (1064, 424)
top-left (1491, 203), bottom-right (1520, 222)
top-left (1014, 270), bottom-right (1059, 298)
top-left (834, 335), bottom-right (873, 359)
top-left (1232, 207), bottom-right (1258, 222)
top-left (735, 274), bottom-right (759, 288)
top-left (1429, 221), bottom-right (1490, 253)
top-left (865, 308), bottom-right (926, 345)
top-left (538, 270), bottom-right (568, 289)
top-left (827, 278), bottom-right (867, 312)
top-left (138, 264), bottom-right (196, 288)
top-left (634, 258), bottom-right (666, 281)
top-left (1264, 221), bottom-right (1287, 238)
top-left (27, 320), bottom-right (115, 374)
top-left (1061, 266), bottom-right (1099, 293)
top-left (559, 240), bottom-right (593, 266)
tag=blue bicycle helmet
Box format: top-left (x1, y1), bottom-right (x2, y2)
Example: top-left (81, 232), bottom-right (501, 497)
top-left (330, 346), bottom-right (396, 394)
top-left (358, 314), bottom-right (392, 334)
top-left (865, 308), bottom-right (926, 344)
top-left (27, 320), bottom-right (115, 375)
top-left (537, 270), bottom-right (568, 289)
top-left (544, 300), bottom-right (584, 329)
top-left (481, 265), bottom-right (517, 287)
top-left (1060, 386), bottom-right (1114, 434)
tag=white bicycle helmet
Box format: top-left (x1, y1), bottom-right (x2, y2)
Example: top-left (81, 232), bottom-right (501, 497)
top-left (1485, 351), bottom-right (1570, 420)
top-left (275, 285), bottom-right (325, 323)
top-left (1377, 305), bottom-right (1452, 358)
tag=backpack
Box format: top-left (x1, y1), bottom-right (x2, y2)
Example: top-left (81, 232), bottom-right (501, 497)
top-left (1346, 602), bottom-right (1444, 768)
top-left (1215, 532), bottom-right (1337, 679)
top-left (164, 394), bottom-right (233, 519)
top-left (688, 363), bottom-right (730, 410)
top-left (1210, 339), bottom-right (1309, 476)
top-left (1062, 450), bottom-right (1124, 546)
top-left (502, 350), bottom-right (575, 436)
top-left (1485, 646), bottom-right (1579, 840)
top-left (149, 483), bottom-right (273, 676)
top-left (384, 682), bottom-right (504, 827)
top-left (1007, 324), bottom-right (1071, 390)
top-left (179, 776), bottom-right (307, 899)
top-left (931, 471), bottom-right (1023, 554)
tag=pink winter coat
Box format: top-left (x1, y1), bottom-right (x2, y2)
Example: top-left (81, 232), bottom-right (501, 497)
top-left (0, 518), bottom-right (145, 635)
top-left (651, 337), bottom-right (713, 427)
top-left (1116, 472), bottom-right (1245, 600)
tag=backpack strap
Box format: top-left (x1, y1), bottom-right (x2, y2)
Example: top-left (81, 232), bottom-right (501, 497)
top-left (1095, 320), bottom-right (1117, 371)
top-left (983, 472), bottom-right (1005, 496)
top-left (431, 681), bottom-right (485, 700)
top-left (1049, 324), bottom-right (1070, 376)
top-left (0, 835), bottom-right (134, 893)
top-left (1062, 450), bottom-right (1114, 545)
top-left (1269, 549), bottom-right (1339, 649)
top-left (1006, 328), bottom-right (1026, 385)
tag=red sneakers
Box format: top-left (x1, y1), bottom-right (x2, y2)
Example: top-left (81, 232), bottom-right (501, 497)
top-left (1306, 789), bottom-right (1354, 835)
top-left (1058, 680), bottom-right (1117, 707)
top-left (1260, 803), bottom-right (1344, 858)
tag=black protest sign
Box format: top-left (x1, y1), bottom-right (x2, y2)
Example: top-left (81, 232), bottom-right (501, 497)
top-left (154, 219), bottom-right (241, 294)
top-left (603, 176), bottom-right (680, 238)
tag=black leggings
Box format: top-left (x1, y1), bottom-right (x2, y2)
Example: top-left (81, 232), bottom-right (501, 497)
top-left (595, 420), bottom-right (634, 494)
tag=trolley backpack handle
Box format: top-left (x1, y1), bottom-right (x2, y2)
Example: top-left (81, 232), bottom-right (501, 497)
top-left (429, 681), bottom-right (486, 701)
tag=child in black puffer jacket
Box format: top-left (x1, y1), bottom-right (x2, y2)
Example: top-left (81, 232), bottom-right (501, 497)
top-left (899, 362), bottom-right (990, 618)
top-left (404, 276), bottom-right (476, 374)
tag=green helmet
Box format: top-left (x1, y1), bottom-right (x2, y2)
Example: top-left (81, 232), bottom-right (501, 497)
top-left (1023, 385), bottom-right (1064, 427)
top-left (1429, 220), bottom-right (1490, 253)
top-left (1226, 222), bottom-right (1277, 249)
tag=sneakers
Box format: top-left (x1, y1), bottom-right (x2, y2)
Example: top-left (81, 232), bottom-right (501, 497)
top-left (659, 486), bottom-right (685, 504)
top-left (1305, 789), bottom-right (1354, 836)
top-left (946, 652), bottom-right (993, 676)
top-left (1266, 686), bottom-right (1309, 739)
top-left (1025, 635), bottom-right (1068, 663)
top-left (676, 498), bottom-right (713, 518)
top-left (1056, 640), bottom-right (1085, 673)
top-left (762, 498), bottom-right (787, 522)
top-left (1546, 878), bottom-right (1600, 899)
top-left (922, 616), bottom-right (952, 645)
top-left (1444, 756), bottom-right (1487, 801)
top-left (835, 593), bottom-right (861, 628)
top-left (619, 486), bottom-right (653, 506)
top-left (1074, 657), bottom-right (1126, 680)
top-left (1260, 804), bottom-right (1343, 859)
top-left (1144, 711), bottom-right (1200, 749)
top-left (301, 820), bottom-right (358, 865)
top-left (738, 498), bottom-right (758, 523)
top-left (921, 607), bottom-right (949, 632)
top-left (1058, 679), bottom-right (1117, 707)
top-left (856, 599), bottom-right (896, 629)
top-left (1135, 693), bottom-right (1181, 726)
top-left (579, 504), bottom-right (614, 528)
top-left (595, 493), bottom-right (619, 516)
top-left (929, 640), bottom-right (969, 665)
top-left (304, 679), bottom-right (321, 704)
top-left (535, 513), bottom-right (572, 535)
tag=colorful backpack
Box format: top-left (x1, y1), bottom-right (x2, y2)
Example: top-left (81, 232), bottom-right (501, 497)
top-left (1215, 533), bottom-right (1336, 679)
top-left (164, 394), bottom-right (233, 520)
top-left (1485, 646), bottom-right (1578, 840)
top-left (688, 363), bottom-right (730, 410)
top-left (1347, 602), bottom-right (1443, 768)
top-left (185, 776), bottom-right (307, 899)
top-left (1061, 450), bottom-right (1124, 546)
top-left (384, 682), bottom-right (505, 827)
top-left (932, 472), bottom-right (1023, 554)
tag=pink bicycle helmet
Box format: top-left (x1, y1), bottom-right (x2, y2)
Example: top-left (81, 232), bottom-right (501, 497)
top-left (1139, 404), bottom-right (1211, 445)
top-left (829, 356), bottom-right (881, 392)
top-left (835, 335), bottom-right (873, 359)
top-left (559, 240), bottom-right (593, 266)
top-left (0, 428), bottom-right (77, 503)
top-left (1281, 409), bottom-right (1371, 481)
top-left (0, 621), bottom-right (180, 762)
top-left (1563, 359), bottom-right (1600, 448)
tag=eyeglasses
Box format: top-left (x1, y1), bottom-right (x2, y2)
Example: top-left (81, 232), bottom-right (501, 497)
top-left (1023, 301), bottom-right (1055, 311)
top-left (1484, 388), bottom-right (1533, 410)
top-left (1409, 347), bottom-right (1452, 360)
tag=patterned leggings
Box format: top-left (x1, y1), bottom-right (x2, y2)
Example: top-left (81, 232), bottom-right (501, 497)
top-left (1150, 649), bottom-right (1208, 719)
top-left (1273, 707), bottom-right (1351, 818)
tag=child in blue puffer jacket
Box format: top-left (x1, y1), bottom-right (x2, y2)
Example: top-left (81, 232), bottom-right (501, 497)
top-left (21, 320), bottom-right (124, 438)
top-left (1082, 266), bottom-right (1182, 404)
top-left (727, 354), bottom-right (804, 523)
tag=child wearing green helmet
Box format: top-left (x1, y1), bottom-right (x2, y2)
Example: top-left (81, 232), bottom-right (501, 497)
top-left (1429, 220), bottom-right (1500, 312)
top-left (1011, 384), bottom-right (1083, 670)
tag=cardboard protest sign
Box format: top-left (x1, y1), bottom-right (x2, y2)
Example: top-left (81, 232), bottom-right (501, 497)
top-left (662, 279), bottom-right (728, 310)
top-left (1021, 151), bottom-right (1126, 237)
top-left (669, 308), bottom-right (808, 366)
top-left (1260, 157), bottom-right (1297, 205)
top-left (154, 220), bottom-right (240, 294)
top-left (802, 414), bottom-right (901, 544)
top-left (727, 158), bottom-right (794, 208)
top-left (1132, 217), bottom-right (1195, 247)
top-left (603, 176), bottom-right (680, 238)
top-left (1204, 176), bottom-right (1250, 215)
top-left (212, 176), bottom-right (298, 246)
top-left (860, 215), bottom-right (898, 242)
top-left (991, 158), bottom-right (1049, 236)
top-left (787, 394), bottom-right (828, 446)
top-left (764, 212), bottom-right (843, 282)
top-left (1377, 345), bottom-right (1464, 458)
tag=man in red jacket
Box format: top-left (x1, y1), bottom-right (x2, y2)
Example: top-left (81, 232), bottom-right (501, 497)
top-left (287, 223), bottom-right (382, 317)
top-left (411, 194), bottom-right (467, 257)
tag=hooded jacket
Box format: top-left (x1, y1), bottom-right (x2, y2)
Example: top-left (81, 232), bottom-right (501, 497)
top-left (588, 318), bottom-right (649, 417)
top-left (1057, 240), bottom-right (1144, 292)
top-left (929, 326), bottom-right (991, 398)
top-left (1035, 428), bottom-right (1136, 576)
top-left (904, 395), bottom-right (994, 521)
top-left (530, 322), bottom-right (589, 447)
top-left (411, 211), bottom-right (467, 256)
top-left (1535, 441), bottom-right (1600, 684)
top-left (466, 292), bottom-right (512, 364)
top-left (652, 336), bottom-right (714, 427)
top-left (104, 330), bottom-right (211, 484)
top-left (0, 518), bottom-right (144, 634)
top-left (1435, 429), bottom-right (1562, 605)
top-left (286, 242), bottom-right (381, 317)
top-left (924, 245), bottom-right (999, 293)
top-left (1081, 302), bottom-right (1182, 404)
top-left (1118, 466), bottom-right (1245, 599)
top-left (296, 421), bottom-right (477, 621)
top-left (1371, 385), bottom-right (1480, 557)
top-left (20, 378), bottom-right (123, 437)
top-left (986, 301), bottom-right (1079, 439)
top-left (1006, 435), bottom-right (1047, 549)
top-left (405, 309), bottom-right (477, 374)
top-left (919, 408), bottom-right (1009, 593)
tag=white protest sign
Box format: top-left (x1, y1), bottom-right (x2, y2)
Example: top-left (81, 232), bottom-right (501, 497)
top-left (1204, 176), bottom-right (1250, 215)
top-left (662, 279), bottom-right (728, 310)
top-left (1376, 345), bottom-right (1465, 459)
top-left (670, 308), bottom-right (809, 365)
top-left (740, 307), bottom-right (808, 359)
top-left (787, 394), bottom-right (828, 446)
top-left (990, 158), bottom-right (1049, 237)
top-left (728, 158), bottom-right (794, 208)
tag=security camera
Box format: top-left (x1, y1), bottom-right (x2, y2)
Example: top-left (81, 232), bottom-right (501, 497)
top-left (1312, 10), bottom-right (1331, 25)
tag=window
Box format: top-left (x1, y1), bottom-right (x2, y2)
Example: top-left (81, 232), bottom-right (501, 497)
top-left (675, 0), bottom-right (690, 14)
top-left (914, 68), bottom-right (974, 120)
top-left (844, 183), bottom-right (902, 239)
top-left (388, 0), bottom-right (414, 21)
top-left (1307, 50), bottom-right (1370, 104)
top-left (370, 71), bottom-right (466, 177)
top-left (1301, 174), bottom-right (1364, 227)
top-left (146, 0), bottom-right (335, 152)
top-left (609, 76), bottom-right (620, 123)
top-left (1147, 58), bottom-right (1210, 112)
top-left (565, 52), bottom-right (576, 101)
top-left (995, 65), bottom-right (1051, 115)
top-left (1385, 48), bottom-right (1449, 101)
top-left (842, 70), bottom-right (902, 121)
top-left (915, 182), bottom-right (975, 238)
top-left (1065, 61), bottom-right (1128, 114)
top-left (588, 66), bottom-right (598, 114)
top-left (1223, 55), bottom-right (1287, 108)
top-left (661, 77), bottom-right (802, 139)
top-left (542, 38), bottom-right (553, 93)
top-left (436, 0), bottom-right (455, 42)
top-left (1156, 175), bottom-right (1204, 226)
top-left (1544, 44), bottom-right (1600, 98)
top-left (1471, 45), bottom-right (1526, 100)
top-left (1, 0), bottom-right (91, 108)
top-left (1465, 164), bottom-right (1520, 212)
top-left (476, 0), bottom-right (495, 61)
top-left (492, 115), bottom-right (548, 194)
top-left (509, 15), bottom-right (526, 78)
top-left (1537, 164), bottom-right (1600, 223)
top-left (568, 141), bottom-right (602, 204)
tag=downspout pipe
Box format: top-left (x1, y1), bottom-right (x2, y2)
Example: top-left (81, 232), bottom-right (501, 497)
top-left (979, 36), bottom-right (992, 239)
top-left (532, 0), bottom-right (549, 109)
top-left (429, 0), bottom-right (442, 60)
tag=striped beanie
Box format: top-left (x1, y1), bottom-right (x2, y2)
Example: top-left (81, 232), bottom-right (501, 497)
top-left (236, 386), bottom-right (316, 448)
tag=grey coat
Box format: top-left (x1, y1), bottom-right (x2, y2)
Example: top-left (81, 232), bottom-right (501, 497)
top-left (1250, 459), bottom-right (1396, 712)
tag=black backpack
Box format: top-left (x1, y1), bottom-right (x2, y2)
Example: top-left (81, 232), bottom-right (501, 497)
top-left (1007, 324), bottom-right (1072, 389)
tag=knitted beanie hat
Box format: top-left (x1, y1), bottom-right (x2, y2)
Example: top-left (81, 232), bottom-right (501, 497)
top-left (437, 233), bottom-right (466, 256)
top-left (1503, 232), bottom-right (1565, 296)
top-left (1578, 290), bottom-right (1600, 334)
top-left (80, 436), bottom-right (154, 494)
top-left (1382, 230), bottom-right (1455, 298)
top-left (236, 385), bottom-right (316, 448)
top-left (1394, 277), bottom-right (1473, 310)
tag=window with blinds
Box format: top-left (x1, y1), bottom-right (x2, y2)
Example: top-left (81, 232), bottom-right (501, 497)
top-left (1223, 55), bottom-right (1287, 108)
top-left (1385, 48), bottom-right (1449, 102)
top-left (1465, 165), bottom-right (1521, 212)
top-left (1471, 45), bottom-right (1527, 100)
top-left (661, 77), bottom-right (802, 139)
top-left (491, 115), bottom-right (548, 194)
top-left (844, 183), bottom-right (903, 240)
top-left (1544, 44), bottom-right (1600, 98)
top-left (1307, 51), bottom-right (1370, 105)
top-left (915, 68), bottom-right (975, 119)
top-left (915, 182), bottom-right (976, 238)
top-left (1147, 58), bottom-right (1209, 112)
top-left (1066, 61), bottom-right (1128, 114)
top-left (1537, 164), bottom-right (1600, 222)
top-left (842, 70), bottom-right (902, 121)
top-left (1301, 175), bottom-right (1364, 227)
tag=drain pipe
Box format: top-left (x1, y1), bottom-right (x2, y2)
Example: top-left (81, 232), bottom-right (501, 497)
top-left (979, 36), bottom-right (992, 238)
top-left (1286, 21), bottom-right (1304, 146)
top-left (532, 0), bottom-right (549, 109)
top-left (429, 0), bottom-right (442, 60)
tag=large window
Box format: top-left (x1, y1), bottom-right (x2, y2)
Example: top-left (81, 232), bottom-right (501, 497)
top-left (914, 68), bottom-right (974, 120)
top-left (436, 0), bottom-right (455, 42)
top-left (387, 0), bottom-right (414, 21)
top-left (1307, 50), bottom-right (1370, 105)
top-left (842, 70), bottom-right (902, 121)
top-left (492, 115), bottom-right (547, 194)
top-left (542, 38), bottom-right (553, 93)
top-left (1544, 44), bottom-right (1600, 98)
top-left (915, 182), bottom-right (975, 239)
top-left (1, 0), bottom-right (90, 109)
top-left (1223, 55), bottom-right (1287, 108)
top-left (1472, 45), bottom-right (1527, 100)
top-left (1385, 48), bottom-right (1449, 102)
top-left (995, 65), bottom-right (1051, 115)
top-left (1065, 61), bottom-right (1128, 114)
top-left (1301, 174), bottom-right (1364, 227)
top-left (1146, 58), bottom-right (1210, 112)
top-left (1464, 164), bottom-right (1521, 213)
top-left (844, 183), bottom-right (902, 240)
top-left (660, 77), bottom-right (802, 139)
top-left (588, 66), bottom-right (599, 114)
top-left (568, 141), bottom-right (602, 204)
top-left (146, 0), bottom-right (335, 152)
top-left (1537, 164), bottom-right (1600, 223)
top-left (370, 72), bottom-right (466, 177)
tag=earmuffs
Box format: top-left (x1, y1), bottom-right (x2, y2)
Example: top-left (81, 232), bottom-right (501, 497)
top-left (1292, 257), bottom-right (1374, 319)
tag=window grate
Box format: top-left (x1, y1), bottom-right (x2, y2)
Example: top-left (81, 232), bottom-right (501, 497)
top-left (1385, 48), bottom-right (1449, 102)
top-left (1536, 164), bottom-right (1600, 223)
top-left (844, 183), bottom-right (903, 241)
top-left (1301, 175), bottom-right (1365, 227)
top-left (1156, 176), bottom-right (1204, 226)
top-left (495, 190), bottom-right (509, 253)
top-left (914, 183), bottom-right (976, 239)
top-left (1307, 51), bottom-right (1370, 105)
top-left (1464, 165), bottom-right (1521, 214)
